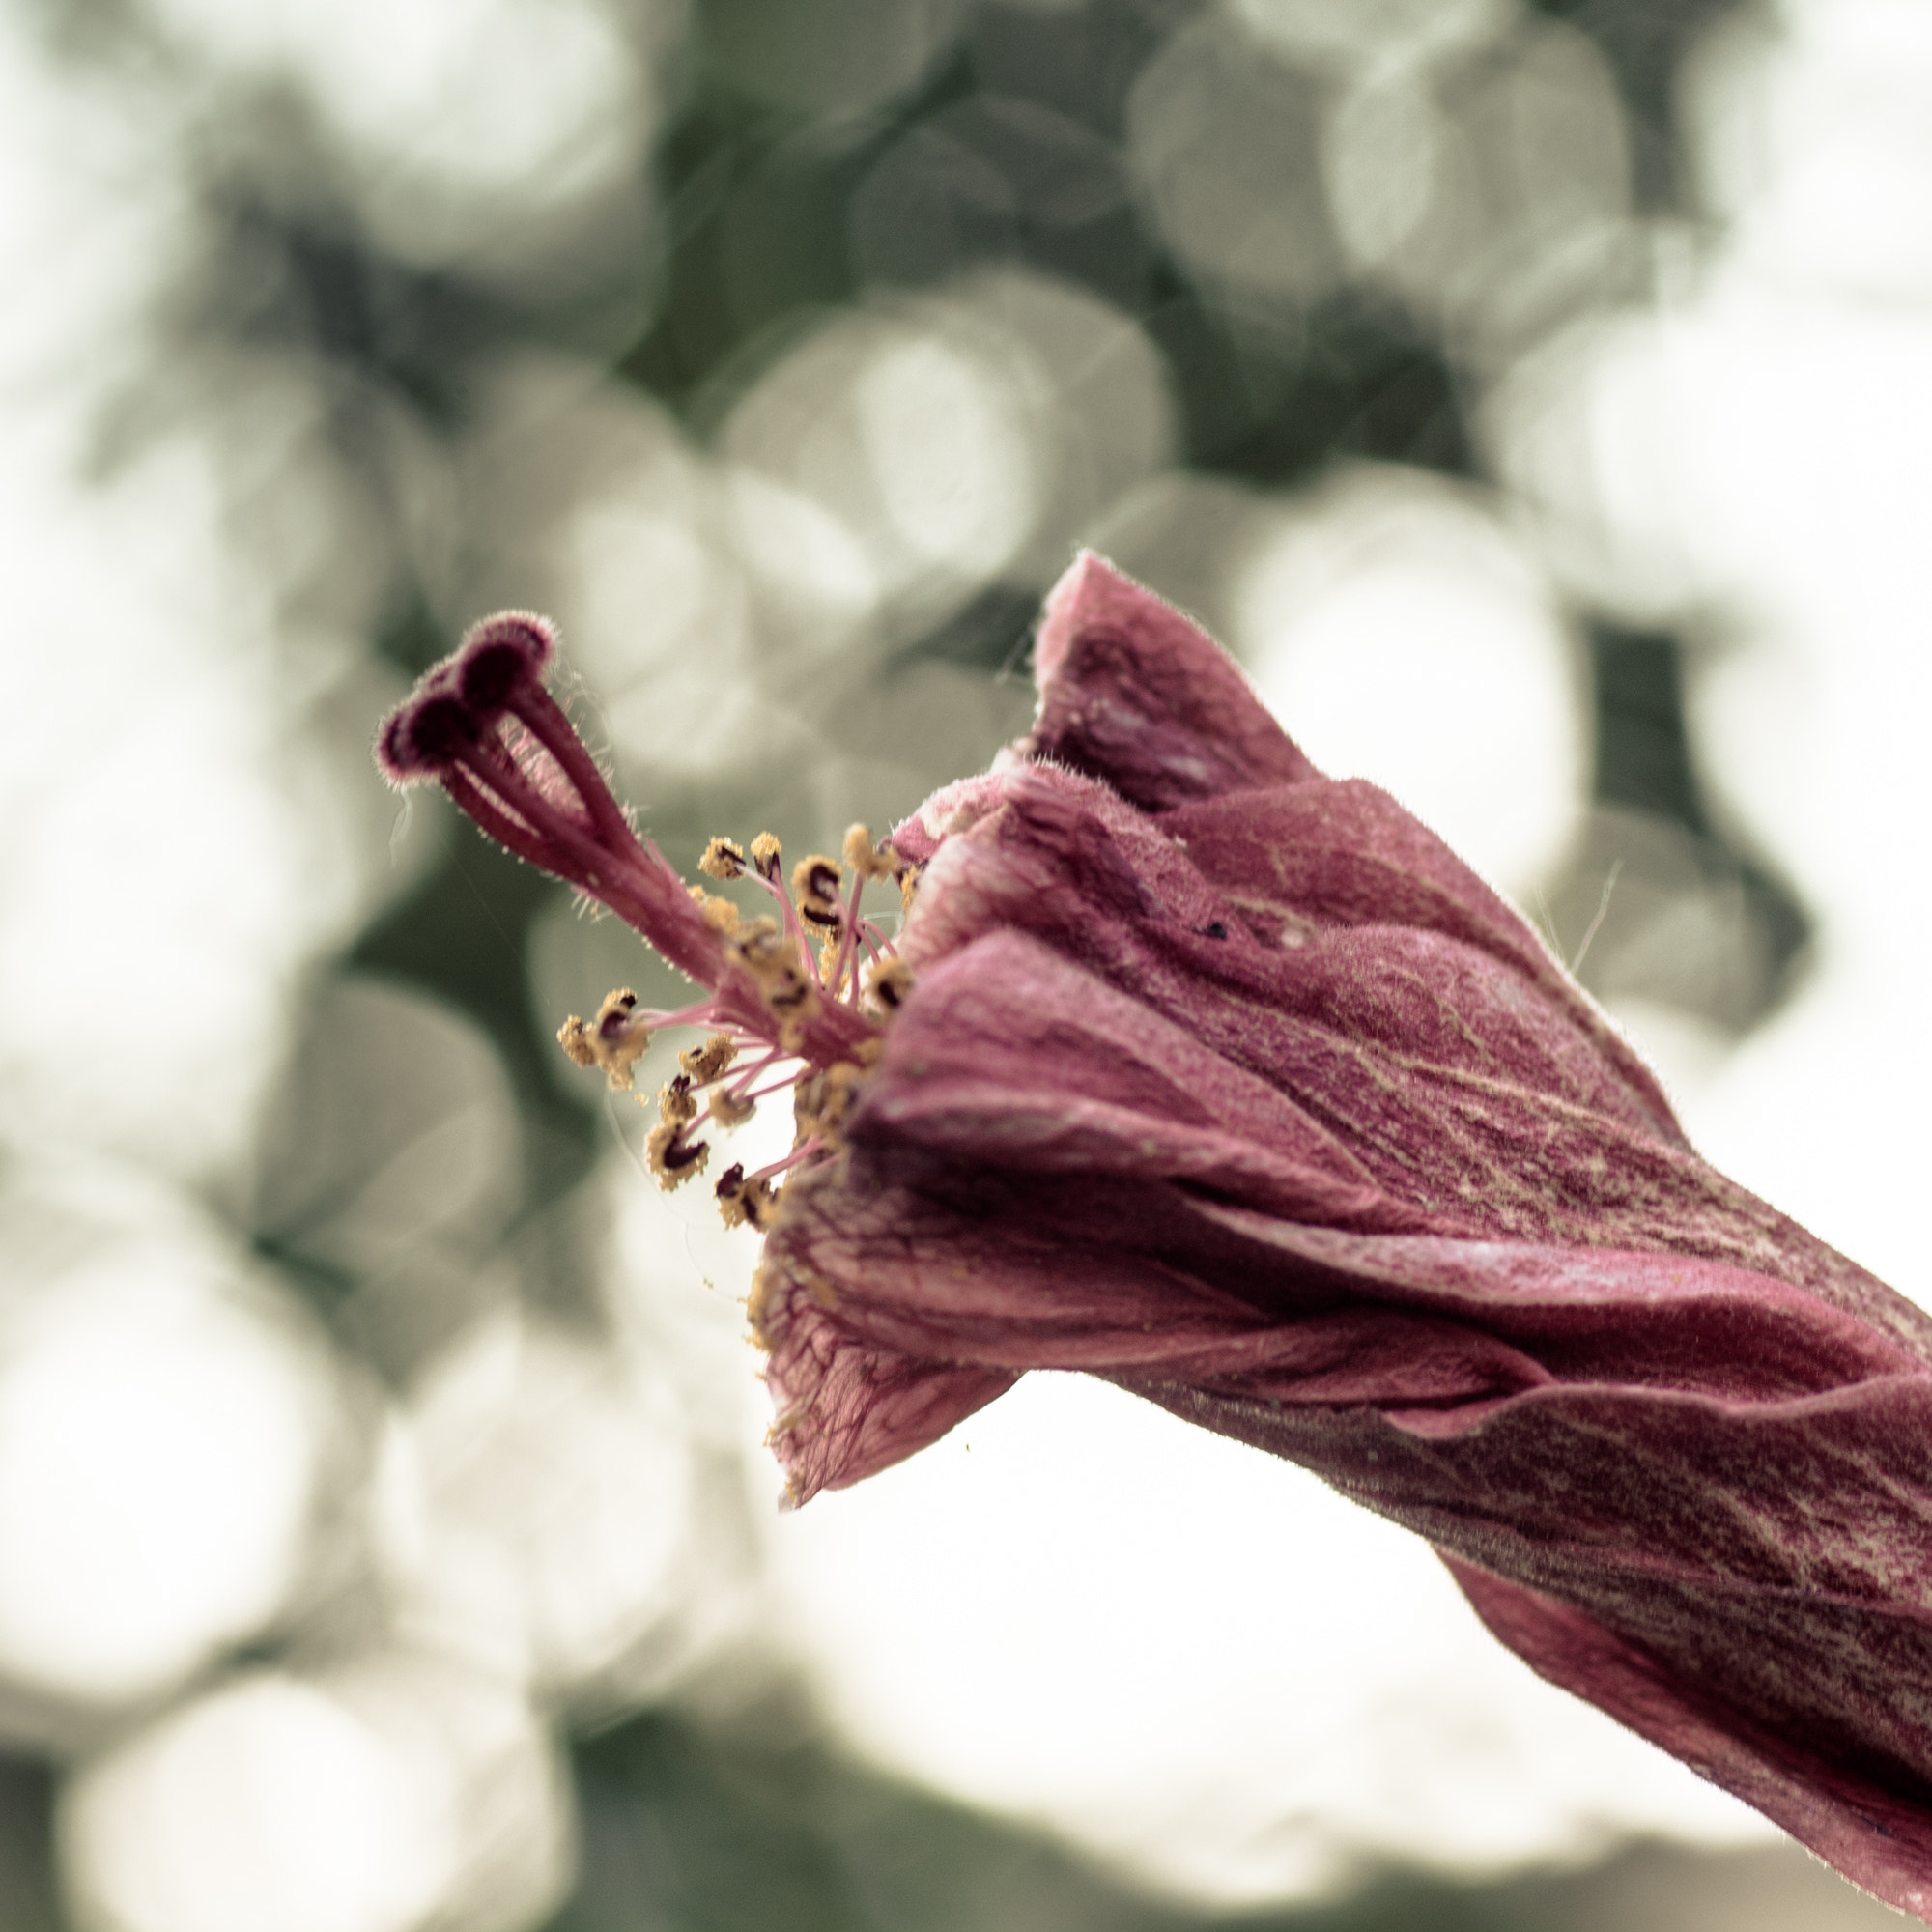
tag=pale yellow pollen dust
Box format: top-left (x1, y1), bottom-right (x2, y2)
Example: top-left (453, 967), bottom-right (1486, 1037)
top-left (553, 823), bottom-right (922, 1232)
top-left (715, 1164), bottom-right (776, 1231)
top-left (793, 1061), bottom-right (866, 1149)
top-left (688, 884), bottom-right (743, 937)
top-left (790, 853), bottom-right (845, 930)
top-left (864, 957), bottom-right (915, 1013)
top-left (678, 1033), bottom-right (738, 1083)
top-left (729, 916), bottom-right (819, 1044)
top-left (842, 822), bottom-right (897, 883)
top-left (698, 837), bottom-right (747, 879)
top-left (645, 1120), bottom-right (709, 1187)
top-left (749, 831), bottom-right (782, 879)
top-left (817, 928), bottom-right (847, 990)
top-left (554, 987), bottom-right (651, 1090)
top-left (556, 1017), bottom-right (596, 1068)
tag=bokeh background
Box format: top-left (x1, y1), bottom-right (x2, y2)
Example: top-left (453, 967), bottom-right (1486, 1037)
top-left (2, 0), bottom-right (1929, 1926)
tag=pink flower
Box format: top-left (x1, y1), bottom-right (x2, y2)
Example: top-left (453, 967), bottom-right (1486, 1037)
top-left (380, 557), bottom-right (1932, 1920)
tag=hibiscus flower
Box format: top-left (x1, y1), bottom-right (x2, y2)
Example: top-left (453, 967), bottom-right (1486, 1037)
top-left (379, 554), bottom-right (1932, 1921)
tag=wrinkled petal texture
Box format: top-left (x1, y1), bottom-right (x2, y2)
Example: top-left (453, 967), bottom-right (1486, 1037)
top-left (756, 554), bottom-right (1932, 1918)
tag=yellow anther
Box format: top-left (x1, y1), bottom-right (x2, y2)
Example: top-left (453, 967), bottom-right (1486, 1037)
top-left (658, 1075), bottom-right (697, 1127)
top-left (864, 957), bottom-right (914, 1014)
top-left (556, 1015), bottom-right (596, 1068)
top-left (689, 885), bottom-right (743, 936)
top-left (843, 823), bottom-right (896, 882)
top-left (556, 987), bottom-right (650, 1089)
top-left (793, 1060), bottom-right (866, 1148)
top-left (791, 853), bottom-right (844, 929)
top-left (710, 1086), bottom-right (756, 1128)
top-left (767, 969), bottom-right (819, 1018)
top-left (679, 1033), bottom-right (738, 1084)
top-left (646, 1120), bottom-right (708, 1188)
top-left (749, 831), bottom-right (782, 880)
top-left (731, 916), bottom-right (786, 977)
top-left (726, 916), bottom-right (821, 1037)
top-left (698, 837), bottom-right (747, 880)
top-left (715, 1162), bottom-right (776, 1231)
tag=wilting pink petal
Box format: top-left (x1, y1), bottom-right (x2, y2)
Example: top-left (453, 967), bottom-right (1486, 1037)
top-left (757, 554), bottom-right (1932, 1919)
top-left (382, 554), bottom-right (1932, 1920)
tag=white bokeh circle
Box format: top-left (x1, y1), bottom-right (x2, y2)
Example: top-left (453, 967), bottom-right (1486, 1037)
top-left (0, 1241), bottom-right (329, 1714)
top-left (61, 1673), bottom-right (458, 1932)
top-left (1233, 466), bottom-right (1586, 895)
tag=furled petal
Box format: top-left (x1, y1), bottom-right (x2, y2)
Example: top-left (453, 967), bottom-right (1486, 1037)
top-left (849, 928), bottom-right (1383, 1222)
top-left (1015, 552), bottom-right (1320, 808)
top-left (758, 1289), bottom-right (1015, 1505)
top-left (1447, 1557), bottom-right (1932, 1922)
top-left (1123, 1363), bottom-right (1932, 1918)
top-left (378, 551), bottom-right (1932, 1919)
top-left (755, 554), bottom-right (1932, 1918)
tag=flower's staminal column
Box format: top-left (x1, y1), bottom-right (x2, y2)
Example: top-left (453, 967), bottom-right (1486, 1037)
top-left (377, 611), bottom-right (900, 1206)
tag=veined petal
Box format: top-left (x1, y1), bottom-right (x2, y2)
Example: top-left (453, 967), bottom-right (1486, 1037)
top-left (1447, 1557), bottom-right (1932, 1923)
top-left (383, 551), bottom-right (1932, 1918)
top-left (1017, 552), bottom-right (1320, 809)
top-left (1158, 779), bottom-right (1681, 1140)
top-left (758, 1279), bottom-right (1017, 1505)
top-left (856, 928), bottom-right (1385, 1220)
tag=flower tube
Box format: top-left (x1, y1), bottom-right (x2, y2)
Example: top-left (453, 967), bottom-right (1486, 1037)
top-left (380, 556), bottom-right (1932, 1920)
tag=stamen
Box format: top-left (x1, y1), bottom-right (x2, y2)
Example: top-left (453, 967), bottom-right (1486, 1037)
top-left (555, 988), bottom-right (651, 1089)
top-left (730, 918), bottom-right (820, 1044)
top-left (741, 848), bottom-right (825, 1000)
top-left (793, 1062), bottom-right (865, 1148)
top-left (679, 1034), bottom-right (738, 1083)
top-left (658, 1074), bottom-right (698, 1127)
top-left (842, 823), bottom-right (897, 882)
top-left (730, 916), bottom-right (785, 978)
top-left (865, 958), bottom-right (915, 1014)
top-left (714, 1163), bottom-right (776, 1231)
top-left (790, 854), bottom-right (845, 930)
top-left (646, 1120), bottom-right (709, 1186)
top-left (699, 838), bottom-right (747, 880)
